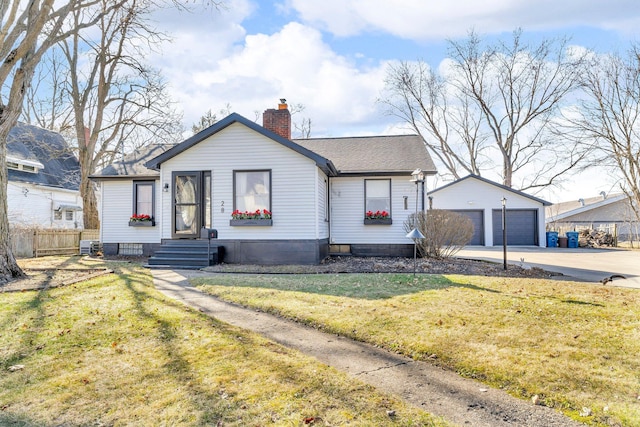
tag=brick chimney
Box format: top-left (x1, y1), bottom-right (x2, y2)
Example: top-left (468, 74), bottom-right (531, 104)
top-left (263, 99), bottom-right (291, 140)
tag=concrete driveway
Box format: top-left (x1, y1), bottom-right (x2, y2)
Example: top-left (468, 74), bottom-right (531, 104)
top-left (456, 246), bottom-right (640, 289)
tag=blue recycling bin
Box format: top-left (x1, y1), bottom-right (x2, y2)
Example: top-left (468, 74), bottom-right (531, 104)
top-left (546, 231), bottom-right (559, 248)
top-left (566, 231), bottom-right (579, 248)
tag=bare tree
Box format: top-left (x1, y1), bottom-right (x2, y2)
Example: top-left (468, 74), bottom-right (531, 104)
top-left (0, 0), bottom-right (128, 283)
top-left (191, 104), bottom-right (231, 134)
top-left (568, 45), bottom-right (640, 224)
top-left (289, 102), bottom-right (313, 139)
top-left (383, 29), bottom-right (587, 190)
top-left (22, 49), bottom-right (75, 136)
top-left (54, 0), bottom-right (185, 229)
top-left (450, 29), bottom-right (588, 189)
top-left (382, 61), bottom-right (487, 181)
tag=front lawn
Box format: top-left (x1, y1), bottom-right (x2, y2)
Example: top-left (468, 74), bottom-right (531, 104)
top-left (0, 259), bottom-right (447, 426)
top-left (192, 273), bottom-right (640, 427)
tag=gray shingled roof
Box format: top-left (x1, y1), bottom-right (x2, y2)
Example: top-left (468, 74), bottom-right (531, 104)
top-left (294, 134), bottom-right (437, 175)
top-left (92, 144), bottom-right (175, 178)
top-left (546, 193), bottom-right (627, 221)
top-left (91, 120), bottom-right (437, 178)
top-left (7, 123), bottom-right (80, 190)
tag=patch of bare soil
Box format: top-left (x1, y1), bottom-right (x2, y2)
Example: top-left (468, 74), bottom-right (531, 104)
top-left (0, 268), bottom-right (113, 293)
top-left (203, 255), bottom-right (563, 279)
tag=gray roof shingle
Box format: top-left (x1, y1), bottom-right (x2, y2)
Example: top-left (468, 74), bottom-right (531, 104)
top-left (92, 144), bottom-right (175, 178)
top-left (7, 123), bottom-right (80, 190)
top-left (294, 134), bottom-right (436, 175)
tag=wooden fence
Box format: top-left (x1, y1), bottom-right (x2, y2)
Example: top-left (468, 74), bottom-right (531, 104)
top-left (10, 228), bottom-right (100, 258)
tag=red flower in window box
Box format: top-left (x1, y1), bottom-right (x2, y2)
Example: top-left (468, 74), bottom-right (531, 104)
top-left (365, 210), bottom-right (389, 220)
top-left (129, 213), bottom-right (152, 222)
top-left (231, 209), bottom-right (272, 220)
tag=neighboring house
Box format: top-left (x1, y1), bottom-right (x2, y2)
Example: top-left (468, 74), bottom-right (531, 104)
top-left (91, 102), bottom-right (437, 264)
top-left (7, 123), bottom-right (83, 229)
top-left (428, 175), bottom-right (551, 247)
top-left (546, 193), bottom-right (639, 242)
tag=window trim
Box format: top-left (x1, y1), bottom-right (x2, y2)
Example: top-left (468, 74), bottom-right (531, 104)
top-left (364, 178), bottom-right (392, 219)
top-left (132, 180), bottom-right (156, 222)
top-left (232, 169), bottom-right (272, 214)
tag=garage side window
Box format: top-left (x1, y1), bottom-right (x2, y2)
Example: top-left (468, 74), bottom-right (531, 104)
top-left (365, 179), bottom-right (391, 218)
top-left (234, 170), bottom-right (271, 214)
top-left (133, 181), bottom-right (155, 218)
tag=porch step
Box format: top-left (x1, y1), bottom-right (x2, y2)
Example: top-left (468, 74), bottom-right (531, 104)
top-left (146, 239), bottom-right (223, 269)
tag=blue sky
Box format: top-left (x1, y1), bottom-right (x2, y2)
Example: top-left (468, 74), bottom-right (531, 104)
top-left (149, 0), bottom-right (640, 201)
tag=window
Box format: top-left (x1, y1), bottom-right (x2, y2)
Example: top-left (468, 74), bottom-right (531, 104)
top-left (365, 179), bottom-right (391, 216)
top-left (65, 210), bottom-right (74, 221)
top-left (133, 181), bottom-right (155, 218)
top-left (54, 210), bottom-right (62, 220)
top-left (6, 161), bottom-right (39, 173)
top-left (234, 170), bottom-right (271, 213)
top-left (119, 243), bottom-right (143, 256)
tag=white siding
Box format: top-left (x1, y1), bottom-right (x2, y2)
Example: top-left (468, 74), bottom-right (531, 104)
top-left (100, 180), bottom-right (161, 244)
top-left (330, 176), bottom-right (418, 244)
top-left (430, 178), bottom-right (546, 247)
top-left (8, 181), bottom-right (83, 229)
top-left (159, 123), bottom-right (321, 240)
top-left (317, 171), bottom-right (329, 239)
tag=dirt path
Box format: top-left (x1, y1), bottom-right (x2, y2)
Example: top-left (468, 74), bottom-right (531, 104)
top-left (153, 269), bottom-right (586, 427)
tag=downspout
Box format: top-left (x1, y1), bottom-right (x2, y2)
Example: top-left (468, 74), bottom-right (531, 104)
top-left (50, 192), bottom-right (54, 227)
top-left (314, 168), bottom-right (319, 240)
top-left (99, 181), bottom-right (104, 242)
top-left (327, 176), bottom-right (332, 245)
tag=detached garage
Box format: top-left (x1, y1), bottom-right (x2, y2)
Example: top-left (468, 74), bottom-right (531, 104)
top-left (428, 175), bottom-right (551, 247)
top-left (449, 209), bottom-right (484, 245)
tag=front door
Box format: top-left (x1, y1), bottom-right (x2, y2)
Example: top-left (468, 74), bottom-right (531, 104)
top-left (172, 171), bottom-right (211, 238)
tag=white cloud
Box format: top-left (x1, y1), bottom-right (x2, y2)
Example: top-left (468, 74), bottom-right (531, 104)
top-left (153, 16), bottom-right (392, 136)
top-left (285, 0), bottom-right (640, 40)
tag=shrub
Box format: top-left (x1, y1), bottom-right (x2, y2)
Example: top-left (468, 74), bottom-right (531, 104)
top-left (404, 210), bottom-right (474, 259)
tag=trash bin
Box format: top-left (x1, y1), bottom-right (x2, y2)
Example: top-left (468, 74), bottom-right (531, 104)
top-left (546, 231), bottom-right (559, 248)
top-left (566, 231), bottom-right (579, 248)
top-left (558, 236), bottom-right (568, 248)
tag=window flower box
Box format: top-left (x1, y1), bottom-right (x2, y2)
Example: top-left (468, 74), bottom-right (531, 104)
top-left (129, 214), bottom-right (155, 226)
top-left (230, 219), bottom-right (273, 226)
top-left (129, 220), bottom-right (155, 227)
top-left (364, 210), bottom-right (391, 225)
top-left (363, 218), bottom-right (392, 225)
top-left (230, 209), bottom-right (272, 226)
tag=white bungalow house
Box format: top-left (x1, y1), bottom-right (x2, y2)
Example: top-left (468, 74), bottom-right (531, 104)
top-left (8, 123), bottom-right (83, 229)
top-left (428, 175), bottom-right (551, 246)
top-left (91, 102), bottom-right (437, 265)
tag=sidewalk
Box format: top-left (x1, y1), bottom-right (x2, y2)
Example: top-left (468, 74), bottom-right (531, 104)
top-left (152, 268), bottom-right (585, 427)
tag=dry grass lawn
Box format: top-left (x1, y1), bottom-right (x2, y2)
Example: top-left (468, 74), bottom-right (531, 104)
top-left (192, 273), bottom-right (640, 427)
top-left (0, 257), bottom-right (448, 426)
